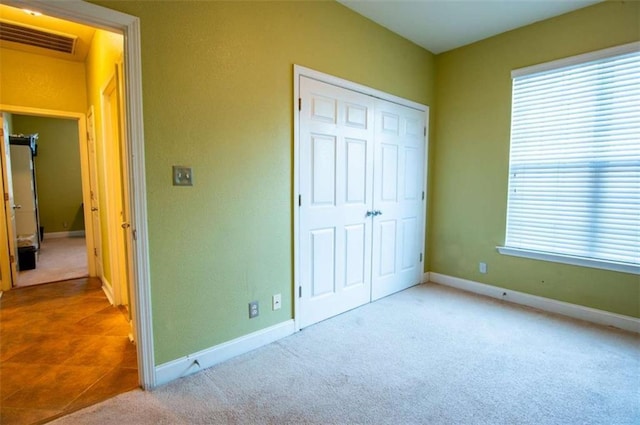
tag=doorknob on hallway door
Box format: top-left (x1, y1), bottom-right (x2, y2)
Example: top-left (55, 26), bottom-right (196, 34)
top-left (121, 223), bottom-right (130, 229)
top-left (91, 207), bottom-right (98, 212)
top-left (12, 204), bottom-right (21, 209)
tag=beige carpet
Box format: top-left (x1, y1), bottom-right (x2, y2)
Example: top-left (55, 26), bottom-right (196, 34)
top-left (51, 283), bottom-right (640, 425)
top-left (15, 236), bottom-right (88, 287)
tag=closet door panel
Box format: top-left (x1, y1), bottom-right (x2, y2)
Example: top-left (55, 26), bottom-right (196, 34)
top-left (299, 76), bottom-right (374, 328)
top-left (372, 100), bottom-right (426, 300)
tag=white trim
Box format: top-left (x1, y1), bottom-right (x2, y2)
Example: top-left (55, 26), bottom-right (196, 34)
top-left (294, 65), bottom-right (427, 112)
top-left (429, 272), bottom-right (640, 334)
top-left (155, 320), bottom-right (295, 387)
top-left (4, 0), bottom-right (156, 389)
top-left (44, 230), bottom-right (86, 239)
top-left (292, 65), bottom-right (429, 332)
top-left (497, 246), bottom-right (639, 275)
top-left (422, 272), bottom-right (430, 284)
top-left (512, 41), bottom-right (640, 78)
top-left (101, 276), bottom-right (115, 306)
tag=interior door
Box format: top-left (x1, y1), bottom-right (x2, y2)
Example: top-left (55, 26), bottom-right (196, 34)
top-left (0, 113), bottom-right (18, 284)
top-left (103, 72), bottom-right (129, 307)
top-left (371, 100), bottom-right (426, 300)
top-left (298, 76), bottom-right (375, 328)
top-left (87, 106), bottom-right (103, 277)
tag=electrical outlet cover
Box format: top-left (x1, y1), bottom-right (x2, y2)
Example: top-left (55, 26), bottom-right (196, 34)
top-left (248, 301), bottom-right (259, 318)
top-left (272, 294), bottom-right (281, 311)
top-left (173, 166), bottom-right (193, 186)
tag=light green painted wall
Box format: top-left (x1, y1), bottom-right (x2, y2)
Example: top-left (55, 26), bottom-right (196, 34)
top-left (431, 1), bottom-right (640, 317)
top-left (93, 0), bottom-right (435, 364)
top-left (12, 116), bottom-right (84, 233)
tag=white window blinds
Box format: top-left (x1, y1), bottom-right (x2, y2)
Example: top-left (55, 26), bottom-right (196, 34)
top-left (503, 43), bottom-right (640, 274)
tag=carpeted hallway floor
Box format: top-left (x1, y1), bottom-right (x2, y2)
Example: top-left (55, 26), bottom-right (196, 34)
top-left (51, 283), bottom-right (640, 425)
top-left (15, 236), bottom-right (88, 287)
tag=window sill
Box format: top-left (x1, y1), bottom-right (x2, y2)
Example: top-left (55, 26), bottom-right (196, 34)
top-left (496, 246), bottom-right (639, 275)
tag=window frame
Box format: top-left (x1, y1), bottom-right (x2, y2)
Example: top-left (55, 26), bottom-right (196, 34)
top-left (498, 41), bottom-right (640, 276)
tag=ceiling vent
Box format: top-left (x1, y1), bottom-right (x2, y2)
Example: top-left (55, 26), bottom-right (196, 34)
top-left (0, 19), bottom-right (76, 54)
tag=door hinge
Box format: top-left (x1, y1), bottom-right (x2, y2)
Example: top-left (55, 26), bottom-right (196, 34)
top-left (424, 126), bottom-right (426, 137)
top-left (132, 229), bottom-right (138, 241)
top-left (422, 191), bottom-right (425, 201)
top-left (4, 193), bottom-right (8, 202)
top-left (420, 253), bottom-right (423, 262)
top-left (94, 248), bottom-right (98, 256)
top-left (298, 98), bottom-right (302, 111)
top-left (299, 286), bottom-right (302, 298)
top-left (298, 194), bottom-right (301, 207)
top-left (10, 254), bottom-right (15, 263)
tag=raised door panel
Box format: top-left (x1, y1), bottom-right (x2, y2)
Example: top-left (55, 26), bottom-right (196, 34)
top-left (371, 99), bottom-right (426, 300)
top-left (299, 76), bottom-right (374, 328)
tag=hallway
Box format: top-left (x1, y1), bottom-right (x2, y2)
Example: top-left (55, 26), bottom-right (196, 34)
top-left (0, 277), bottom-right (138, 424)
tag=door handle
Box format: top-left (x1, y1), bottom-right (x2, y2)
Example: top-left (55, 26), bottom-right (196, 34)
top-left (91, 207), bottom-right (98, 212)
top-left (121, 222), bottom-right (130, 229)
top-left (12, 204), bottom-right (21, 210)
top-left (375, 210), bottom-right (382, 216)
top-left (366, 211), bottom-right (374, 217)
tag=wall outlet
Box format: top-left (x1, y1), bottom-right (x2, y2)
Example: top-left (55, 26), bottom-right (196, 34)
top-left (479, 262), bottom-right (487, 274)
top-left (272, 294), bottom-right (281, 311)
top-left (248, 301), bottom-right (259, 318)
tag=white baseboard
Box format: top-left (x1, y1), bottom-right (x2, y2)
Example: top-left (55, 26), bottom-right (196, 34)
top-left (101, 277), bottom-right (115, 305)
top-left (155, 319), bottom-right (296, 387)
top-left (429, 272), bottom-right (640, 334)
top-left (422, 272), bottom-right (430, 284)
top-left (45, 230), bottom-right (86, 239)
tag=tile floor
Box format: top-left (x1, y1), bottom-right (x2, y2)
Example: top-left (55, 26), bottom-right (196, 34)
top-left (0, 277), bottom-right (139, 424)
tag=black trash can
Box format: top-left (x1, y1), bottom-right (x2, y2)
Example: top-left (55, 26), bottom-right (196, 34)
top-left (18, 246), bottom-right (37, 271)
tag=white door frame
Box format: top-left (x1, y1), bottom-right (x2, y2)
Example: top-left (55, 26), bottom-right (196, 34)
top-left (86, 106), bottom-right (103, 279)
top-left (0, 106), bottom-right (96, 282)
top-left (3, 0), bottom-right (155, 389)
top-left (0, 113), bottom-right (19, 287)
top-left (293, 65), bottom-right (429, 331)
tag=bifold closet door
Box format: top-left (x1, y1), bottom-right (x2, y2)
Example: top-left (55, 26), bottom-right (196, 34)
top-left (298, 76), bottom-right (375, 328)
top-left (371, 100), bottom-right (426, 300)
top-left (298, 76), bottom-right (426, 328)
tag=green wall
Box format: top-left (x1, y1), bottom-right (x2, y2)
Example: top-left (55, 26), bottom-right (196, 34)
top-left (92, 0), bottom-right (435, 364)
top-left (12, 116), bottom-right (84, 233)
top-left (431, 1), bottom-right (640, 317)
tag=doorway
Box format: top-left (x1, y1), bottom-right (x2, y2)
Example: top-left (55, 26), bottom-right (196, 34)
top-left (0, 0), bottom-right (154, 389)
top-left (7, 115), bottom-right (89, 288)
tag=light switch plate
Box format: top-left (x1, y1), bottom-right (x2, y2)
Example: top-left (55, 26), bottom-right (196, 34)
top-left (173, 166), bottom-right (193, 186)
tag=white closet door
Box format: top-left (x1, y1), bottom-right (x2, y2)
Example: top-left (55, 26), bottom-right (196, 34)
top-left (371, 100), bottom-right (425, 300)
top-left (299, 76), bottom-right (375, 328)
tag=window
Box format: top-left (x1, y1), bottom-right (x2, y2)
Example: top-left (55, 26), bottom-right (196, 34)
top-left (499, 42), bottom-right (640, 275)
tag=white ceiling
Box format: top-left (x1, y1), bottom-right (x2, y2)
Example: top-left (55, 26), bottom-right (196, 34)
top-left (338, 0), bottom-right (603, 54)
